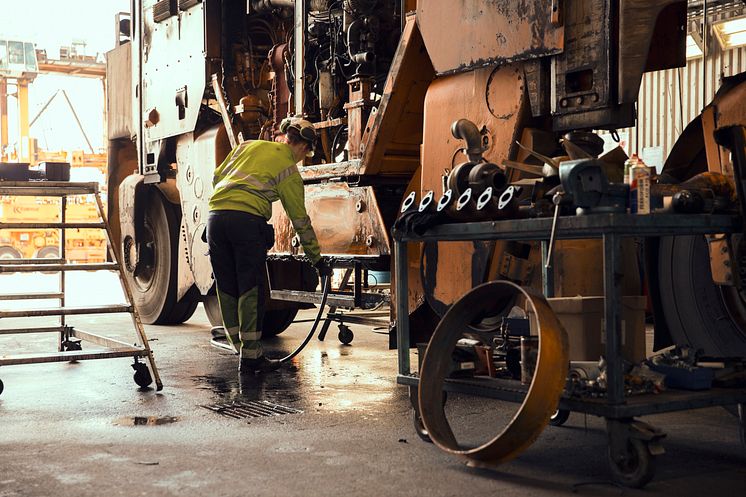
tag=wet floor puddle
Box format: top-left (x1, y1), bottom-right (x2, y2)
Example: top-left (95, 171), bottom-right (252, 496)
top-left (113, 416), bottom-right (180, 426)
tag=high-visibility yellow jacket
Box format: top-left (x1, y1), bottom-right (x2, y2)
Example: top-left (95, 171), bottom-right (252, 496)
top-left (209, 140), bottom-right (321, 264)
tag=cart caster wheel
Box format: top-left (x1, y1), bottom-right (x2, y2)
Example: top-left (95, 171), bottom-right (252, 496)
top-left (62, 340), bottom-right (82, 352)
top-left (132, 362), bottom-right (153, 388)
top-left (338, 325), bottom-right (354, 345)
top-left (549, 409), bottom-right (570, 427)
top-left (608, 438), bottom-right (655, 488)
top-left (0, 379), bottom-right (4, 396)
top-left (412, 409), bottom-right (432, 443)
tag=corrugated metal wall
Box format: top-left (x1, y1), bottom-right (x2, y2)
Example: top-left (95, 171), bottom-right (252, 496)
top-left (624, 45), bottom-right (746, 159)
top-left (620, 4), bottom-right (746, 163)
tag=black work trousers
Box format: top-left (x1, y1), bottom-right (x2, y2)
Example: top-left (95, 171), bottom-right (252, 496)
top-left (207, 210), bottom-right (271, 359)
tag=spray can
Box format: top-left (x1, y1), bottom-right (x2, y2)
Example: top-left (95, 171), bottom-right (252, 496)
top-left (623, 154), bottom-right (639, 184)
top-left (630, 162), bottom-right (652, 214)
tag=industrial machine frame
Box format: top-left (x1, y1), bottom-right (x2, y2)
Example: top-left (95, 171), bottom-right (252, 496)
top-left (393, 213), bottom-right (746, 487)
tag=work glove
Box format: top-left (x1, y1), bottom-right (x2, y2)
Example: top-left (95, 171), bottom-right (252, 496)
top-left (314, 259), bottom-right (333, 278)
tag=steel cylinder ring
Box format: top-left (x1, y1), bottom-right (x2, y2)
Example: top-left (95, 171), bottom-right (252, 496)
top-left (418, 280), bottom-right (569, 464)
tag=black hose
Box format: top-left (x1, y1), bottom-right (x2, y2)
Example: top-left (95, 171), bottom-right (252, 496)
top-left (278, 275), bottom-right (331, 363)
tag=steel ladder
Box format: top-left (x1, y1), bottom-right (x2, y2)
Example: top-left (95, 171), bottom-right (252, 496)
top-left (0, 181), bottom-right (162, 394)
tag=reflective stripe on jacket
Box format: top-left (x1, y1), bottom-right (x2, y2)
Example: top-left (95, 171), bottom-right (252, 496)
top-left (209, 140), bottom-right (321, 264)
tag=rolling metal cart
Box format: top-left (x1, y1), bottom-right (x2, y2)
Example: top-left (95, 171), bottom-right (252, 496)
top-left (0, 181), bottom-right (162, 394)
top-left (393, 213), bottom-right (746, 487)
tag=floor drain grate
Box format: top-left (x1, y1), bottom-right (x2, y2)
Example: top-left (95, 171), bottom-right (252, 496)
top-left (201, 400), bottom-right (302, 419)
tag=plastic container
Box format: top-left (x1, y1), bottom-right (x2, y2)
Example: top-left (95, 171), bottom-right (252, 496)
top-left (367, 270), bottom-right (390, 286)
top-left (528, 296), bottom-right (647, 363)
top-left (520, 336), bottom-right (539, 385)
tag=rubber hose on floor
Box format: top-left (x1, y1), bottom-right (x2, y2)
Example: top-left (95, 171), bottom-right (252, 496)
top-left (279, 275), bottom-right (331, 364)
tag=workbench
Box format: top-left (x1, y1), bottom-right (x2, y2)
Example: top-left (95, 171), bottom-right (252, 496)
top-left (392, 213), bottom-right (746, 487)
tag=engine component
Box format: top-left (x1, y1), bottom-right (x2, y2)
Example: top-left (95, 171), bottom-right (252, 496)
top-left (418, 280), bottom-right (569, 464)
top-left (437, 190), bottom-right (453, 212)
top-left (559, 159), bottom-right (628, 214)
top-left (418, 191), bottom-right (435, 212)
top-left (563, 131), bottom-right (605, 158)
top-left (400, 190), bottom-right (416, 213)
top-left (467, 162), bottom-right (507, 194)
top-left (451, 118), bottom-right (488, 163)
top-left (455, 188), bottom-right (473, 215)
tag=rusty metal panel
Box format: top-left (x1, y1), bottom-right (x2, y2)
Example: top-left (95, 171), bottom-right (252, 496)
top-left (106, 43), bottom-right (133, 140)
top-left (270, 184), bottom-right (390, 258)
top-left (618, 0), bottom-right (687, 104)
top-left (360, 15), bottom-right (434, 176)
top-left (416, 0), bottom-right (563, 76)
top-left (418, 65), bottom-right (528, 308)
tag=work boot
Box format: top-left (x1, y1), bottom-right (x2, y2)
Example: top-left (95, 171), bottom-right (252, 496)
top-left (239, 356), bottom-right (282, 374)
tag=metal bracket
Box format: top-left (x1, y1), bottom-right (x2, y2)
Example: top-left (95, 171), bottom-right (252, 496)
top-left (498, 252), bottom-right (534, 284)
top-left (706, 234), bottom-right (736, 286)
top-left (551, 0), bottom-right (561, 25)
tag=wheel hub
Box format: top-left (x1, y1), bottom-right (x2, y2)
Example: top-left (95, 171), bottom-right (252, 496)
top-left (131, 224), bottom-right (157, 293)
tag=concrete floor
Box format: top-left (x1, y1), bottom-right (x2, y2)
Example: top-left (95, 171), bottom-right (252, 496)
top-left (0, 273), bottom-right (745, 497)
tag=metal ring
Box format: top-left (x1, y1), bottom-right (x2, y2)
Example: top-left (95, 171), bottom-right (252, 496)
top-left (456, 188), bottom-right (472, 211)
top-left (476, 187), bottom-right (493, 211)
top-left (498, 186), bottom-right (515, 210)
top-left (437, 190), bottom-right (453, 212)
top-left (419, 191), bottom-right (435, 212)
top-left (401, 191), bottom-right (416, 213)
top-left (418, 280), bottom-right (569, 465)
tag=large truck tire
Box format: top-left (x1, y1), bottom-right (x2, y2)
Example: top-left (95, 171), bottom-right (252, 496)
top-left (0, 246), bottom-right (22, 260)
top-left (0, 246), bottom-right (22, 275)
top-left (203, 295), bottom-right (299, 336)
top-left (657, 235), bottom-right (746, 357)
top-left (261, 308), bottom-right (299, 336)
top-left (125, 191), bottom-right (198, 324)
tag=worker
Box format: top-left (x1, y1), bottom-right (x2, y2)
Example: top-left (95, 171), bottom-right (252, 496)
top-left (207, 117), bottom-right (332, 374)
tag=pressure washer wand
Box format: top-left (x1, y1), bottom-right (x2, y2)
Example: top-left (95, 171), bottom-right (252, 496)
top-left (278, 275), bottom-right (332, 364)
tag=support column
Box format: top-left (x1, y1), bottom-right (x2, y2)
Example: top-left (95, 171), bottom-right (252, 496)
top-left (18, 79), bottom-right (30, 163)
top-left (603, 232), bottom-right (624, 405)
top-left (0, 79), bottom-right (8, 160)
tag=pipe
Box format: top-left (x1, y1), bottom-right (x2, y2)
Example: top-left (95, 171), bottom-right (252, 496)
top-left (451, 119), bottom-right (485, 163)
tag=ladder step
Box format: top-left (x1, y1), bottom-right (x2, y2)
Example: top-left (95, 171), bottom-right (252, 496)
top-left (0, 181), bottom-right (99, 196)
top-left (0, 262), bottom-right (119, 273)
top-left (0, 292), bottom-right (64, 301)
top-left (0, 222), bottom-right (106, 229)
top-left (0, 258), bottom-right (65, 265)
top-left (0, 348), bottom-right (146, 366)
top-left (0, 326), bottom-right (65, 335)
top-left (0, 304), bottom-right (132, 318)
